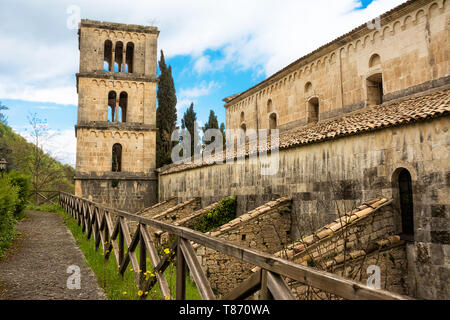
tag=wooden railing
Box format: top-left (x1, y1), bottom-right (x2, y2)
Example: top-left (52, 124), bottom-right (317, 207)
top-left (59, 192), bottom-right (410, 300)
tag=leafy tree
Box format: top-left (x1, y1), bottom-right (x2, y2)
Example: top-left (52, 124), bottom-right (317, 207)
top-left (156, 50), bottom-right (177, 168)
top-left (181, 103), bottom-right (201, 159)
top-left (0, 102), bottom-right (8, 124)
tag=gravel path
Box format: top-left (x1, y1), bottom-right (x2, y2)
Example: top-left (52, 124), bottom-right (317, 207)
top-left (0, 210), bottom-right (106, 300)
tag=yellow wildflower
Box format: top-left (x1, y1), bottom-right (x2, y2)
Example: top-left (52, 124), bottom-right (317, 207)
top-left (137, 290), bottom-right (143, 296)
top-left (164, 248), bottom-right (170, 255)
top-left (165, 296), bottom-right (170, 300)
top-left (122, 291), bottom-right (127, 295)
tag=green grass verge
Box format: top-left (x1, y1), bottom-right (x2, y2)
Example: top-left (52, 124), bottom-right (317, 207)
top-left (27, 203), bottom-right (202, 300)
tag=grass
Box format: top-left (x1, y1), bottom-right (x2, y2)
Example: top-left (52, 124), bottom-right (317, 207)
top-left (28, 203), bottom-right (202, 300)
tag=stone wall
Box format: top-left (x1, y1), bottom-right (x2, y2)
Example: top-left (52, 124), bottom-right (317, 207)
top-left (276, 199), bottom-right (397, 266)
top-left (75, 177), bottom-right (157, 213)
top-left (194, 198), bottom-right (292, 297)
top-left (289, 240), bottom-right (409, 299)
top-left (159, 116), bottom-right (450, 299)
top-left (225, 0), bottom-right (449, 133)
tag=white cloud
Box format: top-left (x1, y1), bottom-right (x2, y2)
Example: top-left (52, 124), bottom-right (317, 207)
top-left (0, 84), bottom-right (77, 106)
top-left (1, 0), bottom-right (406, 161)
top-left (0, 0), bottom-right (406, 104)
top-left (178, 81), bottom-right (220, 99)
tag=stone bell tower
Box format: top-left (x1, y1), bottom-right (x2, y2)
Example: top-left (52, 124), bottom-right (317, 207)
top-left (74, 19), bottom-right (159, 212)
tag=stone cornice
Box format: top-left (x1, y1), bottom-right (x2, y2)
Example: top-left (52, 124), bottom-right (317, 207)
top-left (74, 171), bottom-right (157, 181)
top-left (76, 71), bottom-right (157, 83)
top-left (79, 19), bottom-right (159, 35)
top-left (75, 122), bottom-right (156, 132)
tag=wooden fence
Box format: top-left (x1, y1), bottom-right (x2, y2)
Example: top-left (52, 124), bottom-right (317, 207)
top-left (59, 192), bottom-right (410, 301)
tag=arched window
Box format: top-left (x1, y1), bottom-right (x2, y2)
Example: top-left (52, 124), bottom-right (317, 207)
top-left (269, 113), bottom-right (277, 130)
top-left (267, 99), bottom-right (273, 113)
top-left (305, 82), bottom-right (312, 95)
top-left (240, 123), bottom-right (247, 133)
top-left (118, 92), bottom-right (127, 123)
top-left (107, 91), bottom-right (116, 122)
top-left (126, 42), bottom-right (134, 73)
top-left (398, 169), bottom-right (414, 239)
top-left (114, 41), bottom-right (124, 72)
top-left (112, 144), bottom-right (122, 172)
top-left (240, 111), bottom-right (245, 123)
top-left (307, 97), bottom-right (319, 124)
top-left (366, 73), bottom-right (383, 106)
top-left (369, 54), bottom-right (381, 68)
top-left (104, 40), bottom-right (112, 71)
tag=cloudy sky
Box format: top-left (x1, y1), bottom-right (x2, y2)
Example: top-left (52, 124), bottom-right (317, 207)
top-left (0, 0), bottom-right (405, 167)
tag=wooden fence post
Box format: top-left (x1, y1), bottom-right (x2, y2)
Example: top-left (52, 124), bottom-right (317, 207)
top-left (176, 237), bottom-right (186, 300)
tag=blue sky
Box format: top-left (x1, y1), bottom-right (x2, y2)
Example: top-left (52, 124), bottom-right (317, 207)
top-left (0, 0), bottom-right (405, 167)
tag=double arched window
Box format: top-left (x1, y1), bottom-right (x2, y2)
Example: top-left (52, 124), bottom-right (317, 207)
top-left (107, 91), bottom-right (127, 123)
top-left (103, 40), bottom-right (134, 73)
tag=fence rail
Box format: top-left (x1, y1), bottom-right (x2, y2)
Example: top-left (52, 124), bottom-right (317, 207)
top-left (58, 192), bottom-right (410, 300)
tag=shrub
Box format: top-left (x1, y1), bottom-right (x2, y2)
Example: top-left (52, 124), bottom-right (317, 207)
top-left (0, 175), bottom-right (19, 257)
top-left (9, 171), bottom-right (30, 218)
top-left (192, 196), bottom-right (237, 233)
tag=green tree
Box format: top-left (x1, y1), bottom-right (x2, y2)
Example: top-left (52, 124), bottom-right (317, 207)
top-left (202, 110), bottom-right (219, 147)
top-left (0, 102), bottom-right (8, 124)
top-left (156, 50), bottom-right (177, 168)
top-left (181, 103), bottom-right (200, 159)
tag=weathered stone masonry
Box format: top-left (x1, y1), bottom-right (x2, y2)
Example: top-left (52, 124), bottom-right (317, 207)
top-left (75, 20), bottom-right (159, 213)
top-left (158, 0), bottom-right (450, 299)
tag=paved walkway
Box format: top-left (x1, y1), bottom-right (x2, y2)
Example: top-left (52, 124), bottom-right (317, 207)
top-left (0, 210), bottom-right (106, 300)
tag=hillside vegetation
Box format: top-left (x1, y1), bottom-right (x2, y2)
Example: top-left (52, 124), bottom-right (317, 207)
top-left (0, 117), bottom-right (75, 257)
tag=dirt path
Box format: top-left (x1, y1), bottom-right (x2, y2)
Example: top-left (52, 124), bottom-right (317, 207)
top-left (0, 210), bottom-right (106, 300)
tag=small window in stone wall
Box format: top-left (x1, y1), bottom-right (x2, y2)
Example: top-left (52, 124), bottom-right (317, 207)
top-left (107, 91), bottom-right (116, 122)
top-left (104, 40), bottom-right (112, 71)
top-left (305, 82), bottom-right (312, 95)
top-left (366, 73), bottom-right (383, 106)
top-left (267, 99), bottom-right (273, 113)
top-left (114, 41), bottom-right (124, 72)
top-left (369, 54), bottom-right (381, 68)
top-left (269, 113), bottom-right (277, 130)
top-left (126, 42), bottom-right (134, 73)
top-left (398, 169), bottom-right (414, 240)
top-left (307, 97), bottom-right (319, 124)
top-left (112, 143), bottom-right (122, 172)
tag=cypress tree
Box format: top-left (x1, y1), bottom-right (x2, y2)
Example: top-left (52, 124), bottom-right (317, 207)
top-left (181, 103), bottom-right (200, 159)
top-left (219, 122), bottom-right (226, 146)
top-left (202, 110), bottom-right (219, 147)
top-left (156, 50), bottom-right (177, 168)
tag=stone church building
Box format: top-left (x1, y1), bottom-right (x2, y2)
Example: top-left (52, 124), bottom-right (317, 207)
top-left (74, 0), bottom-right (449, 299)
